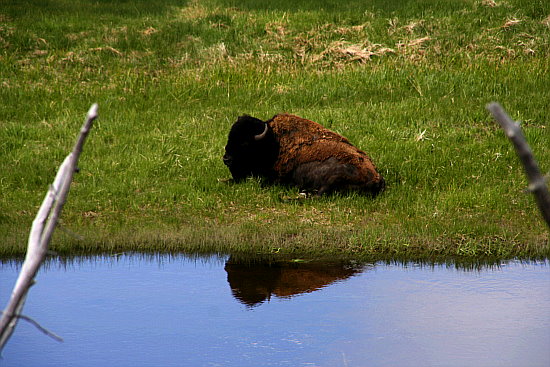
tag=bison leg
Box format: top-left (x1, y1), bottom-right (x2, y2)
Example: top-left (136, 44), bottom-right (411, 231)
top-left (292, 157), bottom-right (384, 196)
top-left (291, 158), bottom-right (355, 195)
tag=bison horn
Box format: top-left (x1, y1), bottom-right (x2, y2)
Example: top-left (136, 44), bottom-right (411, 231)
top-left (254, 123), bottom-right (269, 141)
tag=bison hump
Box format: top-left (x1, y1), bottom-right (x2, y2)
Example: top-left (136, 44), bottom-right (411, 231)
top-left (269, 114), bottom-right (350, 144)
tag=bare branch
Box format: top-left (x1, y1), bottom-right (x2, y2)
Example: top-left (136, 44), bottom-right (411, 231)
top-left (0, 104), bottom-right (98, 353)
top-left (0, 311), bottom-right (64, 343)
top-left (487, 102), bottom-right (550, 228)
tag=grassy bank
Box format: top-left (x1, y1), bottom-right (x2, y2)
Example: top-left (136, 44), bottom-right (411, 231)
top-left (1, 0), bottom-right (549, 260)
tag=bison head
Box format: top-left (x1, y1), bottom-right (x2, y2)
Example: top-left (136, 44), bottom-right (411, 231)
top-left (223, 115), bottom-right (279, 181)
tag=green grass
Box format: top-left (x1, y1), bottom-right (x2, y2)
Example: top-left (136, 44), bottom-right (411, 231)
top-left (1, 0), bottom-right (549, 261)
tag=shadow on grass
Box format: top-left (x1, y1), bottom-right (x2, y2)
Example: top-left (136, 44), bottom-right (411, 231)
top-left (1, 0), bottom-right (190, 19)
top-left (212, 0), bottom-right (477, 16)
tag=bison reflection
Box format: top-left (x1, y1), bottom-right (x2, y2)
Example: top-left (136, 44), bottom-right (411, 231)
top-left (224, 258), bottom-right (365, 307)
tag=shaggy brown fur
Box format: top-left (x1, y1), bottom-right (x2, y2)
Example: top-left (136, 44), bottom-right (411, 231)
top-left (267, 113), bottom-right (383, 190)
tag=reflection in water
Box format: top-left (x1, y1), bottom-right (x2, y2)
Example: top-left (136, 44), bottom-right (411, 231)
top-left (224, 258), bottom-right (366, 307)
top-left (0, 255), bottom-right (548, 367)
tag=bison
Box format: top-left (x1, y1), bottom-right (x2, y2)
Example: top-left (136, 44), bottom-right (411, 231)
top-left (223, 113), bottom-right (385, 196)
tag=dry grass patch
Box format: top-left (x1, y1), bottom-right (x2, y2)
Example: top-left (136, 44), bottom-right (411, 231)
top-left (481, 0), bottom-right (499, 7)
top-left (141, 27), bottom-right (158, 36)
top-left (321, 41), bottom-right (395, 63)
top-left (502, 18), bottom-right (522, 29)
top-left (177, 0), bottom-right (212, 21)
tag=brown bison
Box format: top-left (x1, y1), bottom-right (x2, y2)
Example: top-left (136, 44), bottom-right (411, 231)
top-left (223, 113), bottom-right (385, 196)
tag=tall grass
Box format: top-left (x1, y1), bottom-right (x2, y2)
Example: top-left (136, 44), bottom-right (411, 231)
top-left (1, 0), bottom-right (549, 259)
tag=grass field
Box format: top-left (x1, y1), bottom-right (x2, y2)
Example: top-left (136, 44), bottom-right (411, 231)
top-left (1, 0), bottom-right (549, 261)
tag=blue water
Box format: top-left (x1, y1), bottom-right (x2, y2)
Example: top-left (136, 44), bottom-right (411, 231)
top-left (1, 254), bottom-right (549, 367)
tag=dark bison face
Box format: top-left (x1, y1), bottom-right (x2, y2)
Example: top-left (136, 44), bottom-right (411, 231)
top-left (223, 115), bottom-right (279, 181)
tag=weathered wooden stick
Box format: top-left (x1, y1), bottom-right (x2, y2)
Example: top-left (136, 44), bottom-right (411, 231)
top-left (0, 104), bottom-right (98, 353)
top-left (487, 102), bottom-right (550, 228)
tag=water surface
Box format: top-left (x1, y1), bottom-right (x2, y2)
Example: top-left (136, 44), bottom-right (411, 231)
top-left (1, 254), bottom-right (548, 367)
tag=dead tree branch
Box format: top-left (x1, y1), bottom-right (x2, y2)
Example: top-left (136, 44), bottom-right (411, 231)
top-left (0, 311), bottom-right (64, 342)
top-left (0, 104), bottom-right (98, 353)
top-left (487, 102), bottom-right (550, 228)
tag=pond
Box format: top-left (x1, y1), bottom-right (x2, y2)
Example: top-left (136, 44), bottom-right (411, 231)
top-left (1, 254), bottom-right (549, 367)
